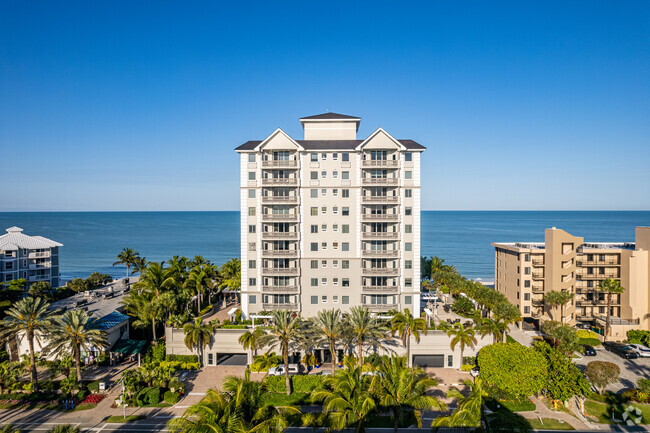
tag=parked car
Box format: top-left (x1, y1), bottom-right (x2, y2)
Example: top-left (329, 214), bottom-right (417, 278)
top-left (268, 364), bottom-right (300, 376)
top-left (628, 344), bottom-right (650, 358)
top-left (603, 341), bottom-right (639, 359)
top-left (575, 322), bottom-right (591, 330)
top-left (581, 344), bottom-right (597, 356)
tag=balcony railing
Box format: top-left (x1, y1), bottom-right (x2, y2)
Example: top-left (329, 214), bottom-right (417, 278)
top-left (28, 274), bottom-right (50, 282)
top-left (362, 250), bottom-right (399, 257)
top-left (364, 304), bottom-right (398, 312)
top-left (262, 285), bottom-right (298, 293)
top-left (261, 268), bottom-right (298, 275)
top-left (531, 286), bottom-right (544, 293)
top-left (362, 178), bottom-right (399, 185)
top-left (261, 249), bottom-right (298, 257)
top-left (28, 251), bottom-right (50, 259)
top-left (362, 195), bottom-right (399, 203)
top-left (362, 286), bottom-right (399, 292)
top-left (531, 299), bottom-right (544, 307)
top-left (532, 271), bottom-right (544, 280)
top-left (576, 273), bottom-right (619, 280)
top-left (261, 232), bottom-right (298, 240)
top-left (261, 178), bottom-right (298, 186)
top-left (262, 160), bottom-right (298, 168)
top-left (261, 214), bottom-right (298, 221)
top-left (362, 232), bottom-right (399, 239)
top-left (29, 263), bottom-right (51, 270)
top-left (262, 303), bottom-right (299, 311)
top-left (577, 259), bottom-right (620, 266)
top-left (532, 257), bottom-right (544, 266)
top-left (362, 214), bottom-right (399, 221)
top-left (362, 267), bottom-right (399, 275)
top-left (262, 196), bottom-right (298, 203)
top-left (362, 160), bottom-right (399, 167)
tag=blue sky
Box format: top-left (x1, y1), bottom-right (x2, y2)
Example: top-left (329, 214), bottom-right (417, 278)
top-left (1, 1), bottom-right (649, 211)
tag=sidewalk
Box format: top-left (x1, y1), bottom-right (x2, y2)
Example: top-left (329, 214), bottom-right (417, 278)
top-left (519, 396), bottom-right (591, 430)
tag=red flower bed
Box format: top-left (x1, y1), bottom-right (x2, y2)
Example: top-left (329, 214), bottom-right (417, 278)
top-left (81, 394), bottom-right (104, 404)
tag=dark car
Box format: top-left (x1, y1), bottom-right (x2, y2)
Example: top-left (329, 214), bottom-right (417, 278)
top-left (582, 344), bottom-right (597, 356)
top-left (603, 341), bottom-right (639, 359)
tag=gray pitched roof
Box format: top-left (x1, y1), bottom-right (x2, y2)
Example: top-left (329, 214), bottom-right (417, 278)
top-left (0, 227), bottom-right (62, 251)
top-left (235, 139), bottom-right (425, 151)
top-left (300, 112), bottom-right (360, 121)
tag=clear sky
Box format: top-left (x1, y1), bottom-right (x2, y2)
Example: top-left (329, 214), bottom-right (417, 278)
top-left (1, 1), bottom-right (649, 211)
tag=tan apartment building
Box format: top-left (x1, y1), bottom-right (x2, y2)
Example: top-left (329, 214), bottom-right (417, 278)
top-left (492, 227), bottom-right (650, 340)
top-left (235, 113), bottom-right (425, 318)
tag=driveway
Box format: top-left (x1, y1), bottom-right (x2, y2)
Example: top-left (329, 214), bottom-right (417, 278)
top-left (574, 345), bottom-right (650, 392)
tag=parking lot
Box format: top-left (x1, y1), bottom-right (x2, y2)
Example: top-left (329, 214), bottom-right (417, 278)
top-left (574, 344), bottom-right (650, 392)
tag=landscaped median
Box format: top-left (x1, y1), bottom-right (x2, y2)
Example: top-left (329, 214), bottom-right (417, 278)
top-left (105, 415), bottom-right (146, 423)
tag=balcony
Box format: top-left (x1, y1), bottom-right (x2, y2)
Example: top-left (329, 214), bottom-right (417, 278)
top-left (261, 178), bottom-right (298, 186)
top-left (262, 303), bottom-right (299, 311)
top-left (362, 267), bottom-right (399, 275)
top-left (262, 285), bottom-right (298, 293)
top-left (362, 231), bottom-right (398, 239)
top-left (531, 286), bottom-right (544, 294)
top-left (362, 160), bottom-right (399, 168)
top-left (532, 271), bottom-right (544, 280)
top-left (262, 231), bottom-right (298, 240)
top-left (261, 214), bottom-right (298, 221)
top-left (362, 178), bottom-right (399, 185)
top-left (576, 272), bottom-right (619, 280)
top-left (364, 304), bottom-right (398, 312)
top-left (29, 263), bottom-right (51, 270)
top-left (262, 160), bottom-right (298, 168)
top-left (362, 286), bottom-right (399, 292)
top-left (28, 251), bottom-right (50, 259)
top-left (362, 214), bottom-right (399, 222)
top-left (261, 267), bottom-right (298, 276)
top-left (262, 196), bottom-right (298, 204)
top-left (261, 249), bottom-right (298, 257)
top-left (28, 274), bottom-right (50, 283)
top-left (532, 257), bottom-right (544, 266)
top-left (362, 195), bottom-right (399, 203)
top-left (577, 258), bottom-right (620, 266)
top-left (362, 250), bottom-right (399, 257)
top-left (531, 299), bottom-right (544, 307)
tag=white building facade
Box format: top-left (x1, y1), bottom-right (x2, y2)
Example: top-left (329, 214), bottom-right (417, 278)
top-left (0, 227), bottom-right (62, 288)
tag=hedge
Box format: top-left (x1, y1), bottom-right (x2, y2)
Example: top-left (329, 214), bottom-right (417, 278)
top-left (165, 354), bottom-right (199, 363)
top-left (86, 380), bottom-right (102, 393)
top-left (628, 330), bottom-right (650, 346)
top-left (159, 360), bottom-right (200, 371)
top-left (164, 390), bottom-right (181, 404)
top-left (264, 375), bottom-right (325, 393)
top-left (135, 387), bottom-right (161, 406)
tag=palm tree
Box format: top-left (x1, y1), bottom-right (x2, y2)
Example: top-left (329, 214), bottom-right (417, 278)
top-left (447, 323), bottom-right (477, 368)
top-left (0, 297), bottom-right (58, 391)
top-left (122, 289), bottom-right (161, 340)
top-left (46, 425), bottom-right (80, 433)
top-left (167, 389), bottom-right (230, 433)
top-left (0, 424), bottom-right (21, 433)
top-left (544, 290), bottom-right (574, 323)
top-left (311, 358), bottom-right (376, 433)
top-left (346, 306), bottom-right (387, 369)
top-left (493, 301), bottom-right (522, 343)
top-left (390, 308), bottom-right (427, 367)
top-left (266, 310), bottom-right (301, 396)
top-left (597, 279), bottom-right (625, 341)
top-left (238, 328), bottom-right (271, 365)
top-left (373, 356), bottom-right (445, 433)
top-left (183, 317), bottom-right (214, 367)
top-left (185, 265), bottom-right (215, 313)
top-left (168, 256), bottom-right (189, 284)
top-left (314, 309), bottom-right (343, 372)
top-left (45, 309), bottom-right (107, 382)
top-left (251, 350), bottom-right (281, 378)
top-left (478, 318), bottom-right (504, 343)
top-left (130, 256), bottom-right (148, 276)
top-left (220, 258), bottom-right (241, 303)
top-left (113, 247), bottom-right (140, 280)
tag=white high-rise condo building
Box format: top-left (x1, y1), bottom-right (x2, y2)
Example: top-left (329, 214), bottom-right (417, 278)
top-left (235, 113), bottom-right (425, 317)
top-left (0, 226), bottom-right (62, 288)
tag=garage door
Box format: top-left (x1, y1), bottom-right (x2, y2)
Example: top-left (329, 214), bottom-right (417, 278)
top-left (216, 353), bottom-right (248, 366)
top-left (412, 355), bottom-right (444, 368)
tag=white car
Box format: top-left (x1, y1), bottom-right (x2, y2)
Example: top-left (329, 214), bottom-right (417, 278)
top-left (629, 344), bottom-right (650, 358)
top-left (268, 364), bottom-right (300, 376)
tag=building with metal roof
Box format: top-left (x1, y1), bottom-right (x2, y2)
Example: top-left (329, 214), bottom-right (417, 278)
top-left (0, 226), bottom-right (62, 288)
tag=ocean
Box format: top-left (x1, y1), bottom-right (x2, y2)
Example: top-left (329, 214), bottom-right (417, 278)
top-left (0, 211), bottom-right (648, 283)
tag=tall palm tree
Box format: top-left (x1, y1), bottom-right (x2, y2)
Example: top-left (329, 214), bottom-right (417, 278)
top-left (544, 290), bottom-right (574, 323)
top-left (113, 247), bottom-right (140, 280)
top-left (183, 317), bottom-right (214, 367)
top-left (0, 297), bottom-right (58, 391)
top-left (167, 388), bottom-right (230, 433)
top-left (130, 256), bottom-right (148, 276)
top-left (372, 356), bottom-right (445, 433)
top-left (0, 424), bottom-right (22, 433)
top-left (220, 258), bottom-right (241, 303)
top-left (267, 310), bottom-right (301, 396)
top-left (478, 318), bottom-right (504, 343)
top-left (185, 265), bottom-right (215, 313)
top-left (45, 309), bottom-right (107, 381)
top-left (122, 289), bottom-right (161, 340)
top-left (346, 306), bottom-right (387, 369)
top-left (493, 301), bottom-right (522, 343)
top-left (447, 323), bottom-right (477, 368)
top-left (390, 308), bottom-right (427, 367)
top-left (314, 309), bottom-right (343, 371)
top-left (251, 350), bottom-right (281, 378)
top-left (311, 358), bottom-right (376, 433)
top-left (238, 328), bottom-right (272, 365)
top-left (597, 279), bottom-right (625, 341)
top-left (167, 256), bottom-right (189, 284)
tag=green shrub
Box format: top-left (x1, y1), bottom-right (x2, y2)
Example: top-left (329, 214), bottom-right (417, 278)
top-left (164, 390), bottom-right (180, 404)
top-left (145, 343), bottom-right (166, 364)
top-left (451, 296), bottom-right (475, 317)
top-left (461, 364), bottom-right (474, 372)
top-left (578, 338), bottom-right (601, 346)
top-left (168, 378), bottom-right (185, 394)
top-left (292, 375), bottom-right (325, 393)
top-left (220, 324), bottom-right (248, 329)
top-left (264, 376), bottom-right (286, 393)
top-left (165, 354), bottom-right (198, 363)
top-left (86, 380), bottom-right (101, 393)
top-left (199, 304), bottom-right (213, 316)
top-left (146, 387), bottom-right (161, 405)
top-left (463, 356), bottom-right (476, 366)
top-left (76, 389), bottom-right (89, 401)
top-left (627, 330), bottom-right (650, 346)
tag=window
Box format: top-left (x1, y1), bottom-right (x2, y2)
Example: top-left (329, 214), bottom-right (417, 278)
top-left (321, 153), bottom-right (327, 160)
top-left (342, 171), bottom-right (349, 180)
top-left (321, 188), bottom-right (327, 197)
top-left (248, 207), bottom-right (256, 216)
top-left (405, 295), bottom-right (412, 304)
top-left (249, 260), bottom-right (256, 269)
top-left (405, 207), bottom-right (412, 216)
top-left (311, 153), bottom-right (318, 162)
top-left (249, 278), bottom-right (256, 286)
top-left (342, 260), bottom-right (350, 269)
top-left (208, 353), bottom-right (214, 365)
top-left (311, 296), bottom-right (318, 304)
top-left (517, 279), bottom-right (520, 287)
top-left (321, 206), bottom-right (327, 215)
top-left (447, 355), bottom-right (453, 367)
top-left (524, 306), bottom-right (530, 314)
top-left (342, 153), bottom-right (349, 162)
top-left (405, 171), bottom-right (412, 180)
top-left (342, 189), bottom-right (350, 198)
top-left (333, 189), bottom-right (338, 197)
top-left (333, 242), bottom-right (339, 250)
top-left (322, 278), bottom-right (327, 286)
top-left (333, 171), bottom-right (338, 179)
top-left (599, 267), bottom-right (605, 275)
top-left (311, 189), bottom-right (317, 198)
top-left (342, 225), bottom-right (349, 233)
top-left (524, 293), bottom-right (530, 301)
top-left (405, 278), bottom-right (412, 287)
top-left (342, 296), bottom-right (349, 304)
top-left (311, 278), bottom-right (318, 287)
top-left (405, 225), bottom-right (412, 233)
top-left (333, 278), bottom-right (339, 286)
top-left (524, 280), bottom-right (530, 288)
top-left (249, 295), bottom-right (256, 304)
top-left (248, 225), bottom-right (256, 233)
top-left (333, 295), bottom-right (339, 303)
top-left (342, 278), bottom-right (350, 287)
top-left (311, 207), bottom-right (318, 216)
top-left (322, 295), bottom-right (327, 303)
top-left (311, 260), bottom-right (318, 269)
top-left (311, 225), bottom-right (318, 234)
top-left (311, 171), bottom-right (318, 180)
top-left (405, 260), bottom-right (412, 269)
top-left (321, 171), bottom-right (326, 179)
top-left (405, 153), bottom-right (412, 162)
top-left (405, 243), bottom-right (412, 252)
top-left (342, 207), bottom-right (350, 216)
top-left (322, 224), bottom-right (327, 232)
top-left (333, 260), bottom-right (338, 268)
top-left (599, 254), bottom-right (605, 262)
top-left (405, 189), bottom-right (412, 198)
top-left (248, 172), bottom-right (256, 180)
top-left (321, 242), bottom-right (327, 250)
top-left (599, 306), bottom-right (605, 314)
top-left (333, 153), bottom-right (338, 160)
top-left (524, 267), bottom-right (531, 275)
top-left (248, 154), bottom-right (256, 162)
top-left (342, 243), bottom-right (350, 251)
top-left (333, 207), bottom-right (338, 214)
top-left (524, 254), bottom-right (530, 261)
top-left (333, 224), bottom-right (338, 232)
top-left (311, 243), bottom-right (318, 252)
top-left (249, 242), bottom-right (256, 251)
top-left (248, 190), bottom-right (256, 198)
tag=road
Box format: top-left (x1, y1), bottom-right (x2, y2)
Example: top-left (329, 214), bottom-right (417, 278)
top-left (574, 344), bottom-right (650, 392)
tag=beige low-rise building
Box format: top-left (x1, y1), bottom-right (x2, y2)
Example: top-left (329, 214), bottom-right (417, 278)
top-left (492, 227), bottom-right (650, 340)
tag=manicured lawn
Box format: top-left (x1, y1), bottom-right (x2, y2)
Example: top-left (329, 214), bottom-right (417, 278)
top-left (585, 399), bottom-right (650, 424)
top-left (528, 418), bottom-right (574, 430)
top-left (106, 415), bottom-right (146, 423)
top-left (506, 335), bottom-right (519, 344)
top-left (487, 398), bottom-right (536, 412)
top-left (578, 338), bottom-right (601, 346)
top-left (72, 403), bottom-right (97, 411)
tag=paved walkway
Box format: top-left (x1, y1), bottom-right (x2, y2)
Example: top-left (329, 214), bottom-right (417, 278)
top-left (507, 325), bottom-right (536, 346)
top-left (518, 396), bottom-right (591, 430)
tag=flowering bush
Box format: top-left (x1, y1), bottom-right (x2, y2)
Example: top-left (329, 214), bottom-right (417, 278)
top-left (81, 394), bottom-right (104, 404)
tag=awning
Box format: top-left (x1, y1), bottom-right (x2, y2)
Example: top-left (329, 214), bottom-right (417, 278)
top-left (110, 339), bottom-right (148, 355)
top-left (227, 307), bottom-right (237, 316)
